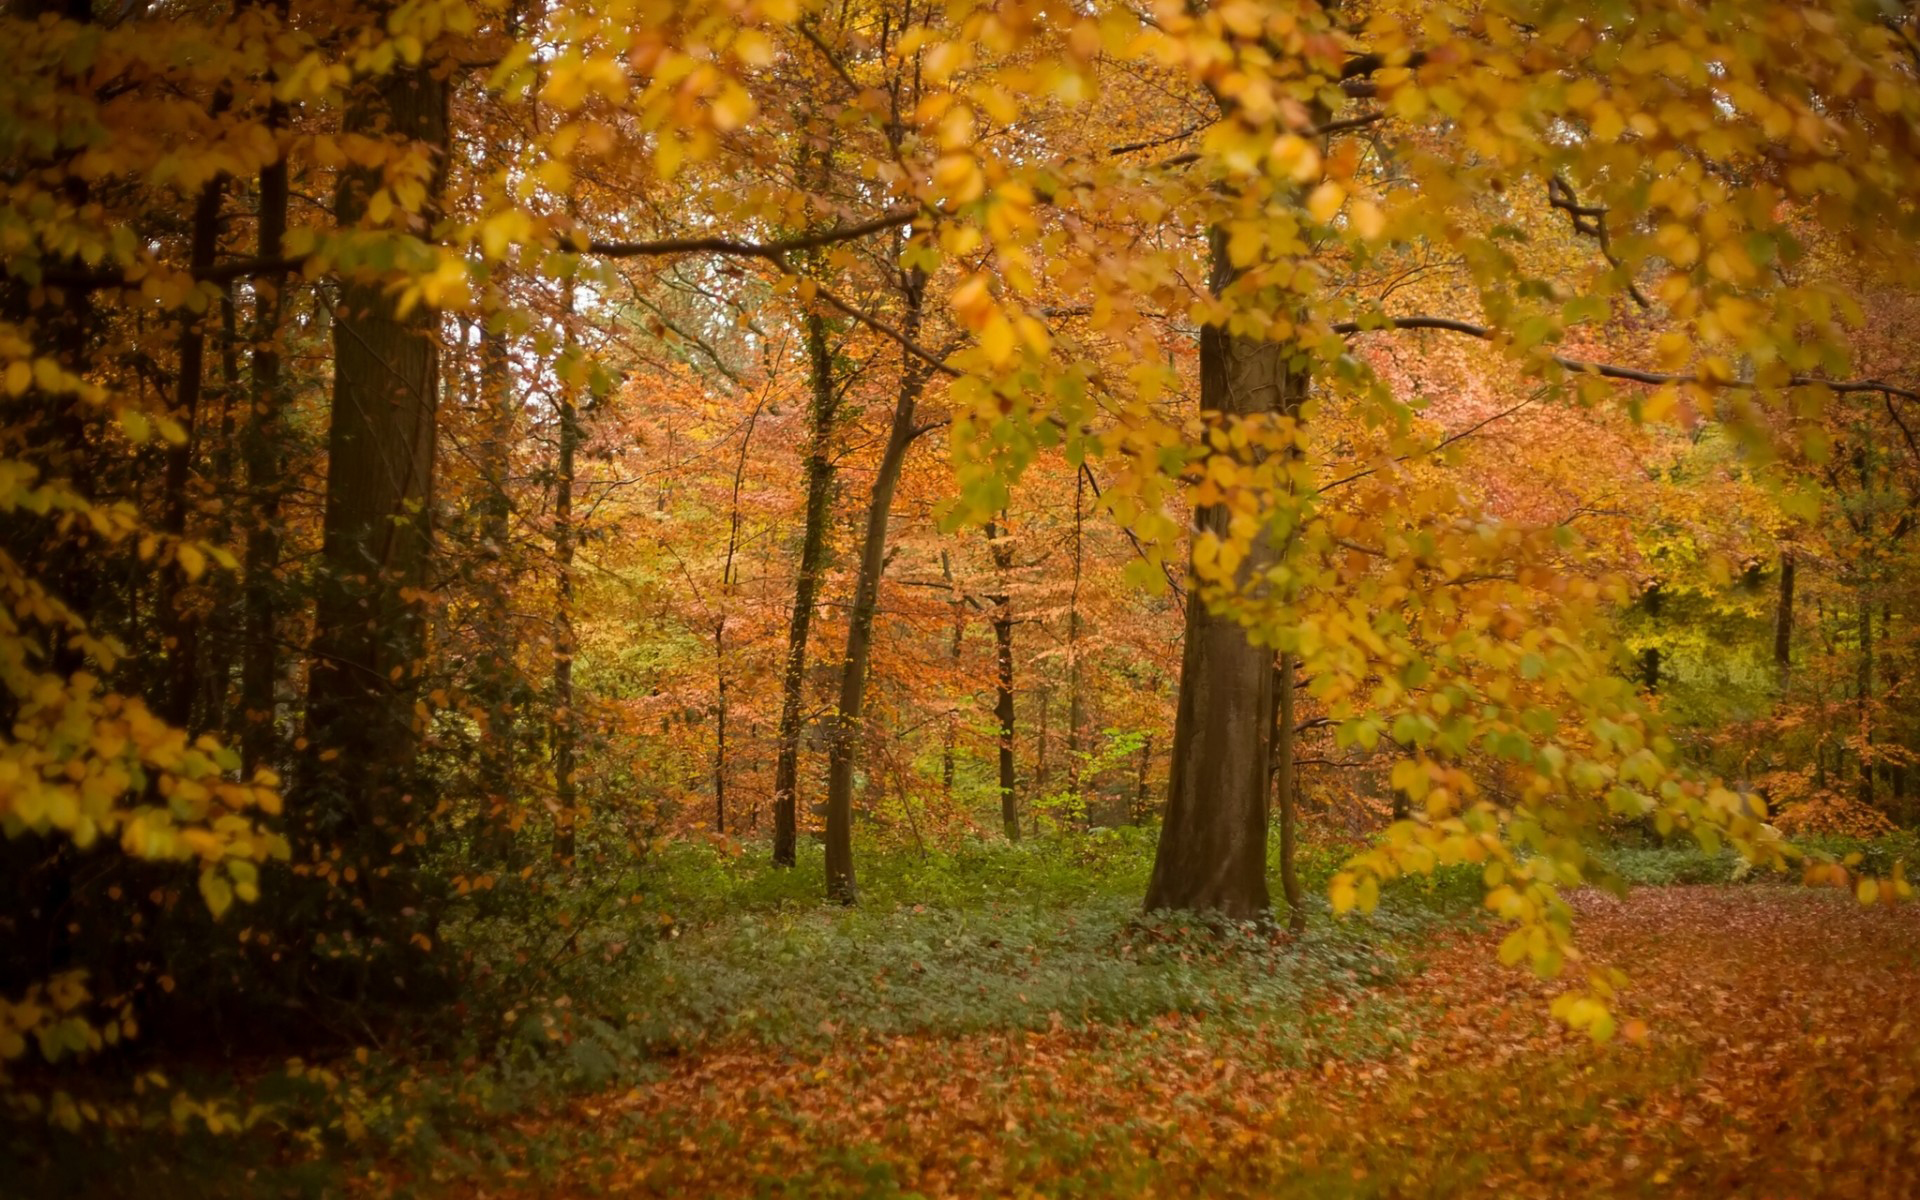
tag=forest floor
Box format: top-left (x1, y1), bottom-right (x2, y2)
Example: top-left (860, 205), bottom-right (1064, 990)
top-left (464, 885), bottom-right (1920, 1199)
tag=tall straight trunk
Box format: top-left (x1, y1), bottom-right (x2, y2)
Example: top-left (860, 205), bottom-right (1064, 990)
top-left (240, 83), bottom-right (290, 775)
top-left (941, 550), bottom-right (963, 798)
top-left (1144, 230), bottom-right (1302, 919)
top-left (304, 52), bottom-right (448, 931)
top-left (1273, 652), bottom-right (1305, 932)
top-left (551, 294), bottom-right (580, 861)
top-left (713, 617), bottom-right (728, 834)
top-left (1133, 732), bottom-right (1153, 825)
top-left (822, 272), bottom-right (928, 903)
top-left (1065, 467), bottom-right (1086, 824)
top-left (475, 322), bottom-right (519, 855)
top-left (1640, 583), bottom-right (1663, 692)
top-left (712, 390), bottom-right (762, 837)
top-left (161, 177), bottom-right (224, 727)
top-left (199, 293), bottom-right (242, 733)
top-left (1858, 591), bottom-right (1875, 809)
top-left (987, 519), bottom-right (1018, 841)
top-left (772, 311), bottom-right (841, 865)
top-left (1774, 551), bottom-right (1795, 688)
top-left (1035, 684), bottom-right (1051, 808)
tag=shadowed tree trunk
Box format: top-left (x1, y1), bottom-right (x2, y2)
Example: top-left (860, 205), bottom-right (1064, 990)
top-left (822, 269), bottom-right (929, 904)
top-left (941, 549), bottom-right (963, 799)
top-left (474, 321), bottom-right (519, 859)
top-left (1144, 230), bottom-right (1303, 920)
top-left (240, 74), bottom-right (290, 776)
top-left (1273, 652), bottom-right (1305, 932)
top-left (302, 48), bottom-right (448, 968)
top-left (772, 311), bottom-right (841, 866)
top-left (1858, 591), bottom-right (1875, 809)
top-left (987, 517), bottom-right (1018, 842)
top-left (160, 174), bottom-right (225, 728)
top-left (551, 290), bottom-right (580, 862)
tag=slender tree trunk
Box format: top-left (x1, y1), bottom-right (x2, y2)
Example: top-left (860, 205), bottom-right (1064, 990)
top-left (941, 550), bottom-right (963, 799)
top-left (711, 390), bottom-right (763, 838)
top-left (1144, 230), bottom-right (1302, 919)
top-left (551, 301), bottom-right (580, 862)
top-left (822, 271), bottom-right (929, 903)
top-left (1640, 583), bottom-right (1663, 692)
top-left (240, 86), bottom-right (290, 776)
top-left (303, 50), bottom-right (448, 957)
top-left (772, 312), bottom-right (841, 866)
top-left (713, 618), bottom-right (728, 834)
top-left (1133, 732), bottom-right (1153, 825)
top-left (161, 177), bottom-right (224, 727)
top-left (988, 518), bottom-right (1019, 841)
top-left (200, 293), bottom-right (242, 734)
top-left (1859, 591), bottom-right (1875, 809)
top-left (1774, 551), bottom-right (1795, 689)
top-left (474, 321), bottom-right (519, 857)
top-left (1273, 652), bottom-right (1305, 931)
top-left (1035, 683), bottom-right (1052, 813)
top-left (1066, 468), bottom-right (1085, 825)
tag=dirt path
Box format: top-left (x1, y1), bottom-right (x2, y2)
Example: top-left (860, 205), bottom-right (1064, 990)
top-left (481, 888), bottom-right (1920, 1198)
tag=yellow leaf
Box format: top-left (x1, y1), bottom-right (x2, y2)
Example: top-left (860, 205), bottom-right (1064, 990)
top-left (1307, 181), bottom-right (1346, 224)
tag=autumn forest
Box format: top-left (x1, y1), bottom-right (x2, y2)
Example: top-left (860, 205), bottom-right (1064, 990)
top-left (4, 0), bottom-right (1920, 1194)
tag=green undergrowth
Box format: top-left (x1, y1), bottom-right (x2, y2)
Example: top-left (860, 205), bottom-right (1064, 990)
top-left (1601, 830), bottom-right (1920, 887)
top-left (477, 828), bottom-right (1486, 1058)
top-left (2, 831), bottom-right (1481, 1197)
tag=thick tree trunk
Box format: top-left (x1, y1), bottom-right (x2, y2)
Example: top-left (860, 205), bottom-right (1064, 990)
top-left (1144, 232), bottom-right (1301, 920)
top-left (822, 273), bottom-right (928, 903)
top-left (988, 519), bottom-right (1019, 841)
top-left (303, 53), bottom-right (448, 955)
top-left (772, 311), bottom-right (840, 865)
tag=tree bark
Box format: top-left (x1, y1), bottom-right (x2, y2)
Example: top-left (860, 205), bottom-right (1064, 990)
top-left (160, 176), bottom-right (225, 728)
top-left (821, 271), bottom-right (928, 903)
top-left (240, 82), bottom-right (290, 776)
top-left (772, 311), bottom-right (840, 866)
top-left (551, 297), bottom-right (580, 862)
top-left (1273, 652), bottom-right (1305, 932)
top-left (1065, 467), bottom-right (1086, 825)
top-left (1144, 230), bottom-right (1302, 920)
top-left (475, 321), bottom-right (519, 858)
top-left (987, 518), bottom-right (1019, 842)
top-left (1858, 591), bottom-right (1875, 809)
top-left (1774, 551), bottom-right (1795, 688)
top-left (303, 49), bottom-right (448, 955)
top-left (941, 549), bottom-right (963, 799)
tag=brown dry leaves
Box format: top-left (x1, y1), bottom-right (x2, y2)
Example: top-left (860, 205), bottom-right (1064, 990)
top-left (471, 888), bottom-right (1920, 1198)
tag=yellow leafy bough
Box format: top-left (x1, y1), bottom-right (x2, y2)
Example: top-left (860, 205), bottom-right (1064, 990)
top-left (0, 331), bottom-right (287, 1100)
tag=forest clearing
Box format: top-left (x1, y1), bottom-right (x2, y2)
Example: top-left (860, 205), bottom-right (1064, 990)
top-left (7, 0), bottom-right (1920, 1194)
